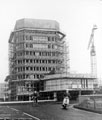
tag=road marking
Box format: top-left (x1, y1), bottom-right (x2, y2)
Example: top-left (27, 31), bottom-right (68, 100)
top-left (69, 105), bottom-right (73, 108)
top-left (10, 107), bottom-right (19, 112)
top-left (23, 112), bottom-right (40, 120)
top-left (8, 106), bottom-right (40, 120)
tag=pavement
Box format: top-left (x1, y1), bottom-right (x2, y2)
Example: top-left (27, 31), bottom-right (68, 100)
top-left (74, 98), bottom-right (102, 114)
top-left (1, 101), bottom-right (102, 120)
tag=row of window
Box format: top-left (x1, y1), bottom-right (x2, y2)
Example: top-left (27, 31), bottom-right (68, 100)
top-left (16, 74), bottom-right (44, 79)
top-left (16, 66), bottom-right (58, 72)
top-left (16, 51), bottom-right (62, 57)
top-left (16, 35), bottom-right (57, 42)
top-left (16, 43), bottom-right (58, 49)
top-left (45, 83), bottom-right (90, 90)
top-left (16, 59), bottom-right (62, 64)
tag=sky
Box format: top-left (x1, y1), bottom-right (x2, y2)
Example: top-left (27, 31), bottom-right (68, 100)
top-left (0, 0), bottom-right (102, 83)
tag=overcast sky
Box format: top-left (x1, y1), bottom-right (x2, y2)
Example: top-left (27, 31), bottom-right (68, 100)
top-left (0, 0), bottom-right (102, 83)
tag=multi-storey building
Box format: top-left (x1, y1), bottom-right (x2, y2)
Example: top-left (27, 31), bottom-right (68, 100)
top-left (8, 18), bottom-right (95, 101)
top-left (9, 18), bottom-right (67, 101)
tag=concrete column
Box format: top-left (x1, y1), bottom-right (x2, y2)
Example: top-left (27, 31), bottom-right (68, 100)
top-left (29, 95), bottom-right (31, 101)
top-left (54, 92), bottom-right (57, 101)
top-left (16, 95), bottom-right (18, 101)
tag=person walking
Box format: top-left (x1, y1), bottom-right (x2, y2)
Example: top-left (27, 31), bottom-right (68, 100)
top-left (33, 91), bottom-right (39, 103)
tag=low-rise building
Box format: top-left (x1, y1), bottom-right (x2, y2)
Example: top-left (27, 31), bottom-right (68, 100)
top-left (0, 83), bottom-right (9, 101)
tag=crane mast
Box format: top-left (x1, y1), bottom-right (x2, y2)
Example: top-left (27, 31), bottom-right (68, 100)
top-left (88, 25), bottom-right (97, 81)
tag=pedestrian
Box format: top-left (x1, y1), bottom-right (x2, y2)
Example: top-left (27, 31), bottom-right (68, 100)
top-left (33, 91), bottom-right (39, 103)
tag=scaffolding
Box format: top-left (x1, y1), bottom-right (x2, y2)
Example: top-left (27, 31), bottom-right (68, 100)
top-left (9, 32), bottom-right (16, 80)
top-left (8, 19), bottom-right (70, 101)
top-left (63, 40), bottom-right (70, 74)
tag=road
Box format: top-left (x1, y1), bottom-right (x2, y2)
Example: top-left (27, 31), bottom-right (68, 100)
top-left (4, 102), bottom-right (102, 120)
top-left (0, 106), bottom-right (39, 120)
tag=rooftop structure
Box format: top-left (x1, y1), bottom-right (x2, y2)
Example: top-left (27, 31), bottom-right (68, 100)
top-left (14, 18), bottom-right (59, 30)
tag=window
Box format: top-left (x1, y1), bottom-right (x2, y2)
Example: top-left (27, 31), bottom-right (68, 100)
top-left (26, 74), bottom-right (29, 78)
top-left (48, 67), bottom-right (51, 71)
top-left (26, 59), bottom-right (29, 63)
top-left (23, 74), bottom-right (25, 79)
top-left (52, 37), bottom-right (55, 41)
top-left (42, 60), bottom-right (44, 63)
top-left (26, 44), bottom-right (28, 48)
top-left (52, 44), bottom-right (54, 49)
top-left (42, 52), bottom-right (46, 56)
top-left (52, 52), bottom-right (55, 56)
top-left (33, 60), bottom-right (35, 63)
top-left (40, 60), bottom-right (42, 63)
top-left (42, 67), bottom-right (45, 71)
top-left (48, 37), bottom-right (50, 41)
top-left (48, 44), bottom-right (51, 49)
top-left (35, 52), bottom-right (39, 56)
top-left (30, 59), bottom-right (33, 63)
top-left (26, 35), bottom-right (29, 40)
top-left (20, 67), bottom-right (22, 71)
top-left (30, 51), bottom-right (32, 55)
top-left (45, 60), bottom-right (47, 63)
top-left (26, 67), bottom-right (29, 71)
top-left (30, 35), bottom-right (33, 40)
top-left (26, 51), bottom-right (29, 55)
top-left (40, 67), bottom-right (42, 71)
top-left (23, 59), bottom-right (25, 63)
top-left (23, 67), bottom-right (25, 71)
top-left (36, 67), bottom-right (39, 71)
top-left (48, 60), bottom-right (51, 63)
top-left (30, 44), bottom-right (33, 48)
top-left (33, 52), bottom-right (35, 55)
top-left (23, 35), bottom-right (25, 40)
top-left (18, 60), bottom-right (20, 64)
top-left (30, 67), bottom-right (33, 71)
top-left (48, 52), bottom-right (51, 56)
top-left (53, 60), bottom-right (56, 63)
top-left (36, 59), bottom-right (38, 63)
top-left (39, 52), bottom-right (41, 56)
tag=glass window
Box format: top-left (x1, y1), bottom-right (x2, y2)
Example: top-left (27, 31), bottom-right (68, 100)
top-left (30, 67), bottom-right (33, 71)
top-left (48, 44), bottom-right (51, 48)
top-left (42, 60), bottom-right (44, 63)
top-left (52, 37), bottom-right (55, 41)
top-left (30, 35), bottom-right (33, 40)
top-left (36, 59), bottom-right (38, 63)
top-left (26, 59), bottom-right (29, 63)
top-left (26, 43), bottom-right (28, 48)
top-left (52, 44), bottom-right (54, 49)
top-left (48, 60), bottom-right (51, 63)
top-left (36, 67), bottom-right (39, 71)
top-left (48, 37), bottom-right (50, 41)
top-left (26, 67), bottom-right (29, 70)
top-left (30, 59), bottom-right (32, 63)
top-left (30, 44), bottom-right (33, 48)
top-left (26, 51), bottom-right (29, 55)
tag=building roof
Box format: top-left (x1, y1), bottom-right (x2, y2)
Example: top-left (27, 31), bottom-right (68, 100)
top-left (14, 18), bottom-right (59, 31)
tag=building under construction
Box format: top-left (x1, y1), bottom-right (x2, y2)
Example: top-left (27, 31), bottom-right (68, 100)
top-left (8, 18), bottom-right (95, 101)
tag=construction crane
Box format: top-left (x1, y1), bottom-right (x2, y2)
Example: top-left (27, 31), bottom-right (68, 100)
top-left (88, 25), bottom-right (97, 80)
